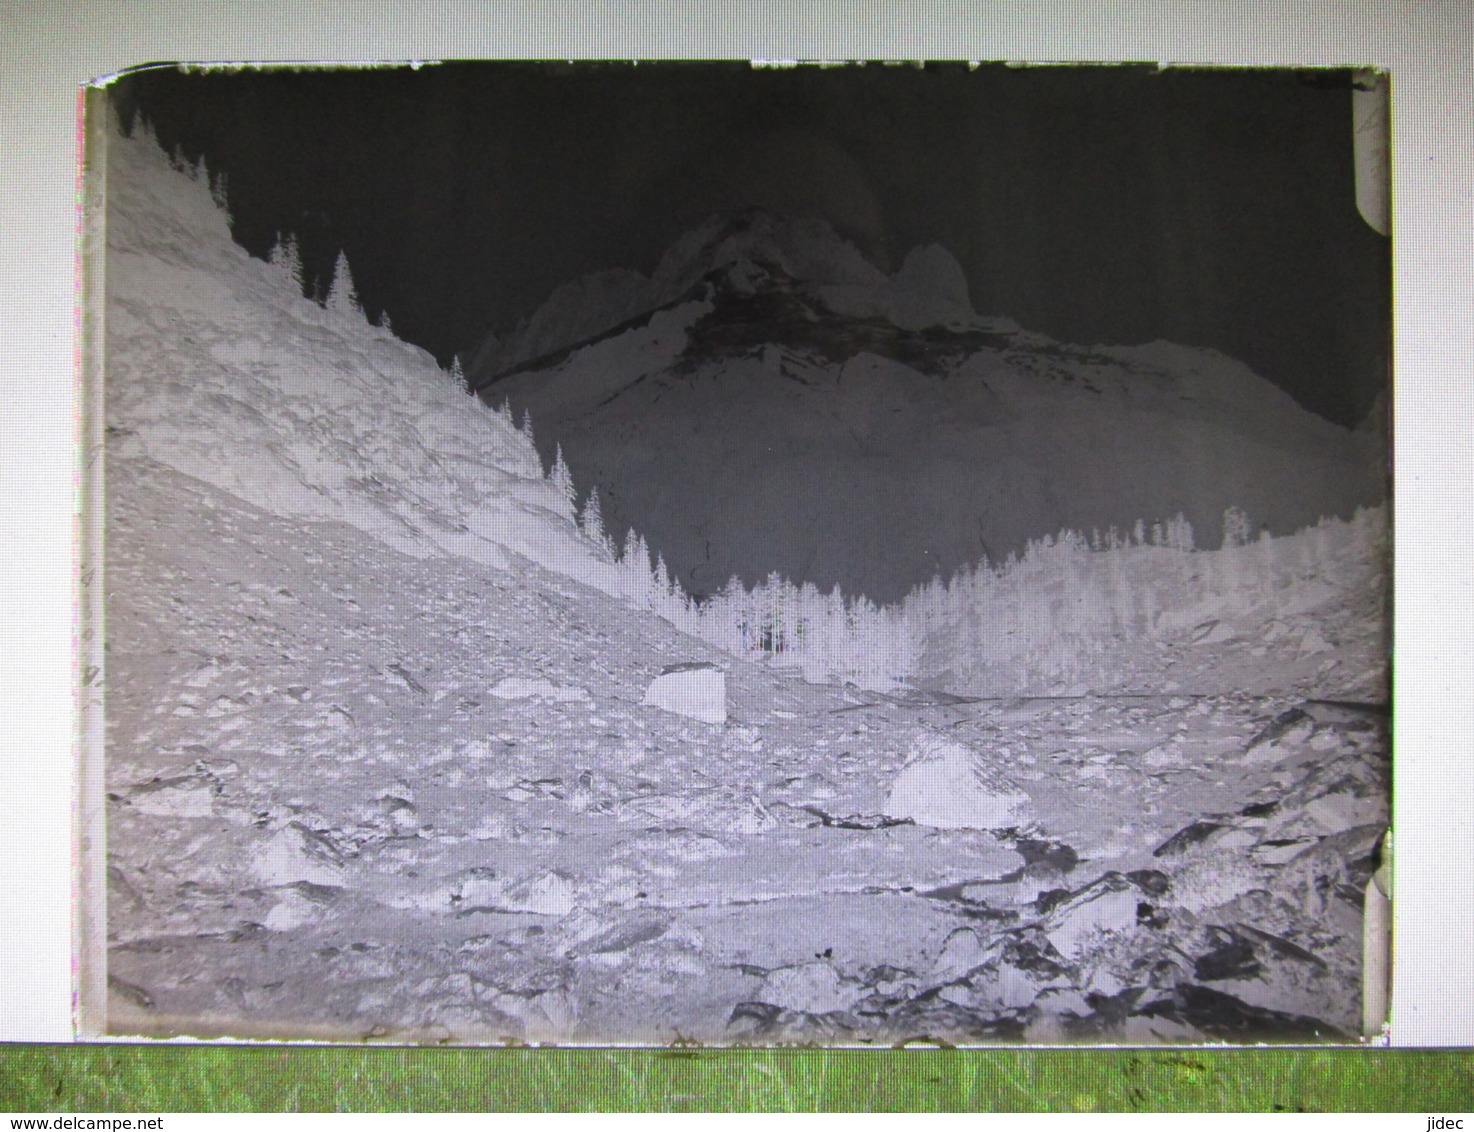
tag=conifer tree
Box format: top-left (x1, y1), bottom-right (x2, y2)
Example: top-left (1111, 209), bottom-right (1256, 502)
top-left (549, 444), bottom-right (577, 515)
top-left (449, 354), bottom-right (468, 393)
top-left (579, 487), bottom-right (610, 555)
top-left (1222, 506), bottom-right (1251, 549)
top-left (209, 169), bottom-right (229, 215)
top-left (626, 530), bottom-right (648, 570)
top-left (621, 531), bottom-right (653, 606)
top-left (132, 114), bottom-right (158, 146)
top-left (267, 232), bottom-right (304, 297)
top-left (1166, 513), bottom-right (1194, 552)
top-left (796, 581), bottom-right (822, 655)
top-left (325, 250), bottom-right (363, 317)
top-left (780, 577), bottom-right (804, 656)
top-left (760, 570), bottom-right (787, 653)
top-left (715, 575), bottom-right (750, 653)
top-left (519, 409), bottom-right (536, 452)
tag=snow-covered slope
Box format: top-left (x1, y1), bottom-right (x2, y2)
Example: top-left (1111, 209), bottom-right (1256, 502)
top-left (471, 210), bottom-right (1386, 606)
top-left (105, 124), bottom-right (608, 588)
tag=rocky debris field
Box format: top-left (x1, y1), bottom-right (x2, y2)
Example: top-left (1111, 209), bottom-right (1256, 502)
top-left (104, 454), bottom-right (1387, 1045)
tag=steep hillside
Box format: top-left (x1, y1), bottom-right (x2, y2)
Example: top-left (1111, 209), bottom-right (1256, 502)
top-left (105, 122), bottom-right (606, 590)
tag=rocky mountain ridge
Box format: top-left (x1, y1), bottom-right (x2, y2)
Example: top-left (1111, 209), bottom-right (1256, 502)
top-left (471, 209), bottom-right (1386, 604)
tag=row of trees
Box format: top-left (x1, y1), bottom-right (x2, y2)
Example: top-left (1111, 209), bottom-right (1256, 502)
top-left (157, 122), bottom-right (231, 220)
top-left (551, 451), bottom-right (1382, 694)
top-left (266, 234), bottom-right (397, 331)
top-left (137, 111), bottom-right (378, 332)
top-left (264, 235), bottom-right (504, 409)
top-left (899, 505), bottom-right (1386, 692)
top-left (444, 359), bottom-right (917, 689)
top-left (540, 448), bottom-right (918, 684)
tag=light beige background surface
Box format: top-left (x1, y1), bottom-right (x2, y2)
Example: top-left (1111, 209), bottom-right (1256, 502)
top-left (1, 0), bottom-right (1468, 1044)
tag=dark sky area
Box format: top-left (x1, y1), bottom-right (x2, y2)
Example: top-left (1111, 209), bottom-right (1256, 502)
top-left (109, 61), bottom-right (1389, 426)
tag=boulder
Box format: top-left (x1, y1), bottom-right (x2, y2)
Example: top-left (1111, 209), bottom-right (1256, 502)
top-left (1298, 627), bottom-right (1335, 655)
top-left (931, 927), bottom-right (992, 979)
top-left (642, 662), bottom-right (726, 725)
top-left (509, 871), bottom-right (576, 916)
top-left (1243, 707), bottom-right (1314, 763)
top-left (883, 733), bottom-right (1029, 830)
top-left (1043, 873), bottom-right (1143, 959)
top-left (129, 774), bottom-right (214, 817)
top-left (759, 962), bottom-right (853, 1015)
top-left (252, 822), bottom-right (343, 887)
top-left (453, 869), bottom-right (577, 916)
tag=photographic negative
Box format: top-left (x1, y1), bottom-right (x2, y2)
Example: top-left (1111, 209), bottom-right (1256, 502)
top-left (91, 62), bottom-right (1391, 1045)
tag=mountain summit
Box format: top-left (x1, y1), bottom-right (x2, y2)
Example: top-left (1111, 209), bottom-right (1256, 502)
top-left (467, 208), bottom-right (1015, 385)
top-left (471, 210), bottom-right (1386, 604)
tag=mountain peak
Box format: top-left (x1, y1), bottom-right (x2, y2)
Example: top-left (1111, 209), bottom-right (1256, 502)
top-left (470, 209), bottom-right (1009, 384)
top-left (648, 207), bottom-right (890, 299)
